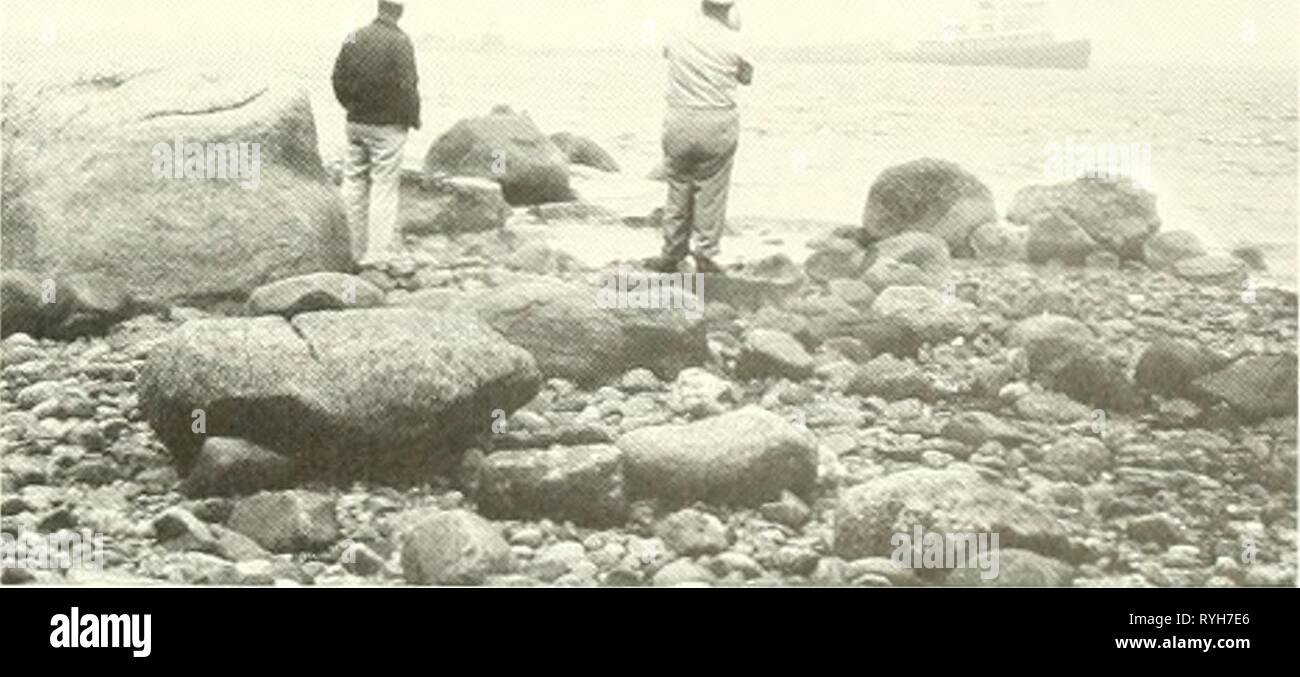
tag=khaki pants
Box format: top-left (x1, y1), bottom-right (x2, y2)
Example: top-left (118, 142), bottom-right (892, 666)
top-left (661, 106), bottom-right (739, 261)
top-left (341, 122), bottom-right (407, 266)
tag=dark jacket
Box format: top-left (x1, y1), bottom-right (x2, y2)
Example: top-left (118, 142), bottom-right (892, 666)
top-left (332, 17), bottom-right (421, 129)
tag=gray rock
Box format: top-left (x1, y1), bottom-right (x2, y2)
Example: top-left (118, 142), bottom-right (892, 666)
top-left (861, 158), bottom-right (997, 256)
top-left (863, 232), bottom-right (952, 291)
top-left (1126, 513), bottom-right (1184, 545)
top-left (1008, 177), bottom-right (1160, 260)
top-left (182, 437), bottom-right (296, 498)
top-left (246, 273), bottom-right (385, 317)
top-left (400, 509), bottom-right (513, 585)
top-left (226, 491), bottom-right (338, 553)
top-left (736, 328), bottom-right (814, 381)
top-left (1173, 255), bottom-right (1248, 286)
top-left (834, 466), bottom-right (1069, 561)
top-left (1037, 436), bottom-right (1111, 483)
top-left (666, 368), bottom-right (738, 418)
top-left (1193, 354), bottom-right (1298, 421)
top-left (759, 491), bottom-right (812, 528)
top-left (1134, 339), bottom-right (1228, 400)
top-left (400, 175), bottom-right (512, 235)
top-left (424, 108), bottom-right (572, 205)
top-left (804, 236), bottom-right (867, 283)
top-left (2, 67), bottom-right (350, 306)
top-left (827, 278), bottom-right (876, 312)
top-left (944, 548), bottom-right (1075, 586)
top-left (139, 310), bottom-right (540, 480)
top-left (705, 254), bottom-right (805, 310)
top-left (941, 411), bottom-right (1033, 447)
top-left (848, 354), bottom-right (933, 401)
top-left (475, 281), bottom-right (626, 385)
top-left (1143, 230), bottom-right (1206, 272)
top-left (652, 559), bottom-right (716, 587)
top-left (871, 286), bottom-right (977, 343)
top-left (786, 295), bottom-right (869, 346)
top-left (550, 132), bottom-right (620, 173)
top-left (619, 406), bottom-right (818, 506)
top-left (655, 509), bottom-right (729, 555)
top-left (969, 221), bottom-right (1028, 261)
top-left (473, 445), bottom-right (627, 526)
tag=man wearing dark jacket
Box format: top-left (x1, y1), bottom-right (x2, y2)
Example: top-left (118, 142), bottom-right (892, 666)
top-left (332, 0), bottom-right (422, 268)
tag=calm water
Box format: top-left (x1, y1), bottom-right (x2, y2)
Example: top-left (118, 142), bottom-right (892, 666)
top-left (311, 47), bottom-right (1296, 282)
top-left (8, 36), bottom-right (1296, 283)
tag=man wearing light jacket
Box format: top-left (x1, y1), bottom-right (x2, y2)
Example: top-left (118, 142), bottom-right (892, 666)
top-left (647, 0), bottom-right (753, 275)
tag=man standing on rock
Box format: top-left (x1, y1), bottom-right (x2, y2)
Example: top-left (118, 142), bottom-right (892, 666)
top-left (332, 0), bottom-right (422, 270)
top-left (646, 0), bottom-right (753, 275)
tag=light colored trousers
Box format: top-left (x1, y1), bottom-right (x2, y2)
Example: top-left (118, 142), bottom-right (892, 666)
top-left (661, 106), bottom-right (740, 261)
top-left (341, 122), bottom-right (407, 266)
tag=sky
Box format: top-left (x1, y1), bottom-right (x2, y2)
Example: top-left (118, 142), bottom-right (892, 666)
top-left (1, 0), bottom-right (1297, 67)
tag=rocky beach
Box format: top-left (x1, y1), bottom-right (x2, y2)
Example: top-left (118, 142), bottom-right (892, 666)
top-left (2, 65), bottom-right (1297, 588)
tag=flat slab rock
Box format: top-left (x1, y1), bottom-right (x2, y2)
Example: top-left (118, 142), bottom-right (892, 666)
top-left (616, 406), bottom-right (818, 507)
top-left (833, 465), bottom-right (1070, 562)
top-left (139, 308), bottom-right (541, 480)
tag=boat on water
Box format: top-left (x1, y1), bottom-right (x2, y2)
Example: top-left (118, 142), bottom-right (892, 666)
top-left (889, 0), bottom-right (1091, 70)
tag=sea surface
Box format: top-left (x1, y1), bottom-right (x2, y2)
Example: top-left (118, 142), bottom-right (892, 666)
top-left (305, 46), bottom-right (1297, 284)
top-left (6, 36), bottom-right (1296, 285)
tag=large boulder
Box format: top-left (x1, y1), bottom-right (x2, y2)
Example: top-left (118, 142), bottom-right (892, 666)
top-left (550, 132), bottom-right (620, 173)
top-left (1007, 177), bottom-right (1160, 260)
top-left (138, 309), bottom-right (541, 479)
top-left (860, 159), bottom-right (996, 257)
top-left (2, 67), bottom-right (350, 306)
top-left (833, 466), bottom-right (1069, 561)
top-left (423, 108), bottom-right (573, 206)
top-left (618, 407), bottom-right (818, 506)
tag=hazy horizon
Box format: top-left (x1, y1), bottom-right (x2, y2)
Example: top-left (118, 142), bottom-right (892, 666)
top-left (2, 0), bottom-right (1297, 69)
